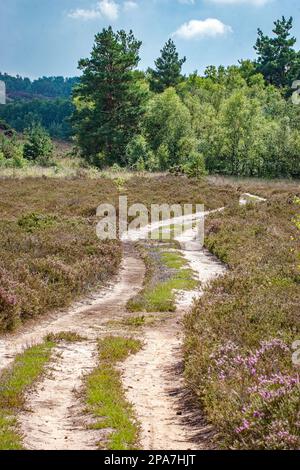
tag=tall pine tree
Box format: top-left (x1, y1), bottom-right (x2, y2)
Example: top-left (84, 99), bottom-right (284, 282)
top-left (149, 39), bottom-right (186, 93)
top-left (254, 16), bottom-right (300, 88)
top-left (73, 27), bottom-right (147, 166)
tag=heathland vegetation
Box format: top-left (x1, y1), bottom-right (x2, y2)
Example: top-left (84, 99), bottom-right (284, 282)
top-left (0, 15), bottom-right (299, 452)
top-left (185, 182), bottom-right (300, 449)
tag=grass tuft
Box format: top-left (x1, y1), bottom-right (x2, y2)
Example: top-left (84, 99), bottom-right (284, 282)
top-left (45, 331), bottom-right (86, 343)
top-left (85, 336), bottom-right (142, 450)
top-left (128, 246), bottom-right (198, 312)
top-left (0, 341), bottom-right (55, 450)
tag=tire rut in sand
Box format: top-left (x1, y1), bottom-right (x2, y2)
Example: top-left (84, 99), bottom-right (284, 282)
top-left (1, 215), bottom-right (226, 450)
top-left (1, 244), bottom-right (145, 450)
top-left (121, 248), bottom-right (225, 450)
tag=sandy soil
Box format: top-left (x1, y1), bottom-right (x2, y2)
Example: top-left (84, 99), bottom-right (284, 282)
top-left (1, 213), bottom-right (226, 450)
top-left (121, 249), bottom-right (225, 450)
top-left (0, 244), bottom-right (145, 450)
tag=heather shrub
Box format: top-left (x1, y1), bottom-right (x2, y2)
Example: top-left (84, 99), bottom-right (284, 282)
top-left (185, 194), bottom-right (300, 449)
top-left (0, 214), bottom-right (121, 332)
top-left (18, 213), bottom-right (57, 232)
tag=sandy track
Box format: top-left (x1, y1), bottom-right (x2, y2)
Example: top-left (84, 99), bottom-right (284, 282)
top-left (19, 342), bottom-right (99, 450)
top-left (0, 243), bottom-right (144, 374)
top-left (0, 244), bottom-right (145, 450)
top-left (1, 213), bottom-right (226, 450)
top-left (122, 249), bottom-right (225, 450)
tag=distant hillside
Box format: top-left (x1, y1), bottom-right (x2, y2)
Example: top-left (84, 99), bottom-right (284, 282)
top-left (0, 73), bottom-right (80, 101)
top-left (0, 73), bottom-right (80, 140)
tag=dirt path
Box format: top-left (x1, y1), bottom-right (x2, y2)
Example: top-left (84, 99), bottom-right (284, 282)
top-left (1, 213), bottom-right (226, 450)
top-left (122, 249), bottom-right (225, 450)
top-left (0, 244), bottom-right (145, 450)
top-left (0, 244), bottom-right (144, 374)
top-left (19, 341), bottom-right (99, 450)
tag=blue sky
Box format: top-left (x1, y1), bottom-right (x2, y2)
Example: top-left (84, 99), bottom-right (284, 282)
top-left (1, 0), bottom-right (300, 79)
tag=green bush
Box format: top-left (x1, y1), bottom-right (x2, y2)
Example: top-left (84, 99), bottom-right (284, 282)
top-left (126, 135), bottom-right (153, 170)
top-left (23, 124), bottom-right (53, 166)
top-left (0, 135), bottom-right (27, 168)
top-left (183, 152), bottom-right (207, 178)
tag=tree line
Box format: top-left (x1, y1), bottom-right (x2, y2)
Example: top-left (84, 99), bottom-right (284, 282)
top-left (1, 16), bottom-right (300, 177)
top-left (72, 17), bottom-right (300, 178)
top-left (0, 74), bottom-right (79, 99)
top-left (0, 99), bottom-right (74, 140)
top-left (0, 75), bottom-right (79, 140)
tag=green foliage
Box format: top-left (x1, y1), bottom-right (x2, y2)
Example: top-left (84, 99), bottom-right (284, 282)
top-left (0, 134), bottom-right (26, 168)
top-left (144, 88), bottom-right (200, 170)
top-left (86, 336), bottom-right (142, 450)
top-left (254, 16), bottom-right (300, 88)
top-left (149, 39), bottom-right (186, 93)
top-left (3, 18), bottom-right (299, 177)
top-left (126, 135), bottom-right (155, 171)
top-left (73, 27), bottom-right (148, 167)
top-left (0, 99), bottom-right (74, 140)
top-left (183, 152), bottom-right (207, 179)
top-left (23, 124), bottom-right (54, 165)
top-left (180, 65), bottom-right (300, 178)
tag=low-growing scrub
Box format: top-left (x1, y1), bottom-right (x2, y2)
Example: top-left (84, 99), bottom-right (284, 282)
top-left (184, 194), bottom-right (300, 449)
top-left (0, 216), bottom-right (121, 332)
top-left (0, 177), bottom-right (122, 332)
top-left (45, 331), bottom-right (87, 343)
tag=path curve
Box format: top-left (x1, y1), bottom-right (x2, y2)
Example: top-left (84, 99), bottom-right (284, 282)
top-left (1, 211), bottom-right (227, 450)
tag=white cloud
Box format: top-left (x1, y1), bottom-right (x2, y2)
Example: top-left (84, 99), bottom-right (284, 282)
top-left (174, 18), bottom-right (232, 39)
top-left (208, 0), bottom-right (271, 5)
top-left (68, 8), bottom-right (101, 20)
top-left (99, 0), bottom-right (119, 20)
top-left (123, 1), bottom-right (138, 11)
top-left (68, 1), bottom-right (119, 21)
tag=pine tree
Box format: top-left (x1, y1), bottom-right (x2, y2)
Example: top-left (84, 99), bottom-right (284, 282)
top-left (254, 16), bottom-right (300, 88)
top-left (73, 27), bottom-right (147, 166)
top-left (149, 39), bottom-right (186, 93)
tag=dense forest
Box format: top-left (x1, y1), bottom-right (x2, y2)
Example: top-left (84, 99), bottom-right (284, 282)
top-left (0, 99), bottom-right (74, 140)
top-left (1, 16), bottom-right (300, 177)
top-left (73, 16), bottom-right (300, 178)
top-left (0, 75), bottom-right (78, 139)
top-left (0, 74), bottom-right (79, 99)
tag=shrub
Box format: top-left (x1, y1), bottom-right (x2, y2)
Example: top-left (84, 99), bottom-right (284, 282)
top-left (126, 135), bottom-right (154, 170)
top-left (17, 213), bottom-right (57, 233)
top-left (185, 194), bottom-right (300, 449)
top-left (23, 124), bottom-right (53, 165)
top-left (0, 135), bottom-right (26, 168)
top-left (183, 152), bottom-right (207, 179)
